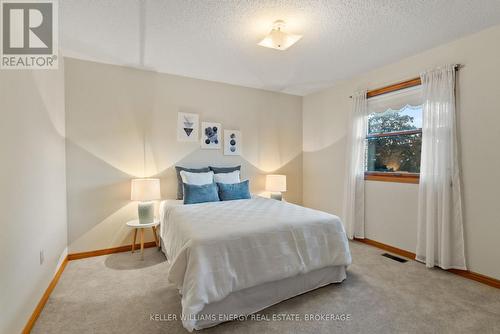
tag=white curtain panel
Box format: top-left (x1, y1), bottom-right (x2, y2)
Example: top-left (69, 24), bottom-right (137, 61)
top-left (343, 90), bottom-right (368, 239)
top-left (416, 65), bottom-right (466, 270)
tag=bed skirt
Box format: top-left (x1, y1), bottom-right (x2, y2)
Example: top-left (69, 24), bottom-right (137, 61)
top-left (194, 265), bottom-right (347, 330)
top-left (161, 236), bottom-right (346, 331)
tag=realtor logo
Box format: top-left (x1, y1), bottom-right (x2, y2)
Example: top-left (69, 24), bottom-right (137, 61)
top-left (1, 0), bottom-right (58, 69)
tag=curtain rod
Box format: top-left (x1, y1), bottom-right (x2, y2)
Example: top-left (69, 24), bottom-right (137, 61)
top-left (349, 64), bottom-right (464, 99)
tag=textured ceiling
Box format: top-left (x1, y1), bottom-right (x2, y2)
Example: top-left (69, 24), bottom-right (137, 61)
top-left (61, 0), bottom-right (500, 95)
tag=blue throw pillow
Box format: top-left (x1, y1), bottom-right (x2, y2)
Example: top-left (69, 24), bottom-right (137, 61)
top-left (217, 180), bottom-right (251, 201)
top-left (175, 166), bottom-right (210, 199)
top-left (183, 182), bottom-right (220, 204)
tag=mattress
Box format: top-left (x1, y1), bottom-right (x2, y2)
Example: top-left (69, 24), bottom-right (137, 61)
top-left (159, 197), bottom-right (351, 331)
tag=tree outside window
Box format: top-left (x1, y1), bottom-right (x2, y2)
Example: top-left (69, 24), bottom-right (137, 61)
top-left (366, 105), bottom-right (422, 174)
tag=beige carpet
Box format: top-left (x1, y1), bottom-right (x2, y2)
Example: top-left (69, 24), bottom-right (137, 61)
top-left (32, 241), bottom-right (500, 334)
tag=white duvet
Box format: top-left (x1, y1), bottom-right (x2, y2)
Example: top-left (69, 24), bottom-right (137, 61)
top-left (160, 197), bottom-right (351, 331)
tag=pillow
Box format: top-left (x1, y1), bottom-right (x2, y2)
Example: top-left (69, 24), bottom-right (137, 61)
top-left (213, 170), bottom-right (240, 184)
top-left (180, 170), bottom-right (214, 185)
top-left (175, 166), bottom-right (210, 199)
top-left (209, 165), bottom-right (241, 174)
top-left (183, 182), bottom-right (220, 205)
top-left (217, 180), bottom-right (251, 201)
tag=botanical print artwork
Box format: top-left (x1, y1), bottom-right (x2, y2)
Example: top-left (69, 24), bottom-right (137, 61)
top-left (201, 122), bottom-right (222, 149)
top-left (177, 112), bottom-right (199, 142)
top-left (224, 130), bottom-right (241, 156)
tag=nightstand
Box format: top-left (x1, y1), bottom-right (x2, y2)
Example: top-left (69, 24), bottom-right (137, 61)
top-left (126, 220), bottom-right (160, 260)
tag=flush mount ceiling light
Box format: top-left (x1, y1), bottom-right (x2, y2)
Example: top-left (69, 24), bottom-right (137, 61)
top-left (258, 20), bottom-right (302, 51)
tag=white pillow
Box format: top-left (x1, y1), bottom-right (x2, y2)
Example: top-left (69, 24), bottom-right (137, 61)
top-left (180, 170), bottom-right (214, 185)
top-left (213, 170), bottom-right (241, 184)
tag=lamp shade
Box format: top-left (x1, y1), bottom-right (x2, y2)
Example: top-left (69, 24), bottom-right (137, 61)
top-left (131, 178), bottom-right (161, 201)
top-left (266, 174), bottom-right (287, 192)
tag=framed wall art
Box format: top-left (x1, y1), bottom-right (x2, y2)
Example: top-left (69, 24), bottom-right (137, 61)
top-left (201, 122), bottom-right (222, 149)
top-left (224, 130), bottom-right (241, 156)
top-left (177, 112), bottom-right (199, 142)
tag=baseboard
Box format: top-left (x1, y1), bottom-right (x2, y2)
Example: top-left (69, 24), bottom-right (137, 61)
top-left (22, 255), bottom-right (68, 334)
top-left (23, 241), bottom-right (159, 333)
top-left (354, 238), bottom-right (500, 289)
top-left (354, 238), bottom-right (417, 260)
top-left (67, 241), bottom-right (158, 260)
top-left (447, 269), bottom-right (500, 289)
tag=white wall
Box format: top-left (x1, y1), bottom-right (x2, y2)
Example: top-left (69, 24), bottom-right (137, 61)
top-left (65, 58), bottom-right (303, 253)
top-left (0, 65), bottom-right (67, 333)
top-left (303, 25), bottom-right (500, 280)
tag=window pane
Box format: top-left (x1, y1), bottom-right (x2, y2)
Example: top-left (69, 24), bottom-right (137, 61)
top-left (368, 105), bottom-right (422, 134)
top-left (366, 133), bottom-right (421, 173)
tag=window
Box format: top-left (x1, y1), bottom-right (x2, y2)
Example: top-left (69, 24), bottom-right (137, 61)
top-left (365, 84), bottom-right (422, 183)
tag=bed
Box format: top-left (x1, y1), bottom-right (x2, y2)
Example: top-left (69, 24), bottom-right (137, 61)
top-left (159, 196), bottom-right (351, 331)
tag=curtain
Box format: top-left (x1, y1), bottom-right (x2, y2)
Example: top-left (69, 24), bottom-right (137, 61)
top-left (416, 65), bottom-right (466, 270)
top-left (343, 90), bottom-right (368, 239)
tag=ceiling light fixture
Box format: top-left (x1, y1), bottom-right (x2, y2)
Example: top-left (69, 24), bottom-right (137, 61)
top-left (258, 20), bottom-right (302, 51)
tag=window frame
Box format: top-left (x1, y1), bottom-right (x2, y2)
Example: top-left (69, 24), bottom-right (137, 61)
top-left (364, 78), bottom-right (422, 184)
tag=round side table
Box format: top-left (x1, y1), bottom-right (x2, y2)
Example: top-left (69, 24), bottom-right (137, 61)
top-left (126, 220), bottom-right (160, 260)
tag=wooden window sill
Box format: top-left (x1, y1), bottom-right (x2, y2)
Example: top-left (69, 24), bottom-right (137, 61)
top-left (365, 172), bottom-right (419, 184)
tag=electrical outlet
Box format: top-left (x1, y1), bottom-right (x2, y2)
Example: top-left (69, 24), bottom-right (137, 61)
top-left (39, 249), bottom-right (44, 265)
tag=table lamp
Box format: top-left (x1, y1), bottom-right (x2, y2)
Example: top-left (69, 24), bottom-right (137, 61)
top-left (266, 174), bottom-right (286, 201)
top-left (131, 178), bottom-right (161, 224)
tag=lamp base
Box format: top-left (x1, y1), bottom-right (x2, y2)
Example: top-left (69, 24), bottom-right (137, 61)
top-left (270, 192), bottom-right (283, 201)
top-left (138, 201), bottom-right (154, 224)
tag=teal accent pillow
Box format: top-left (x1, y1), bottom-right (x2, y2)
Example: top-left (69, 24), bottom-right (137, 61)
top-left (175, 166), bottom-right (210, 199)
top-left (217, 180), bottom-right (251, 201)
top-left (183, 182), bottom-right (220, 204)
